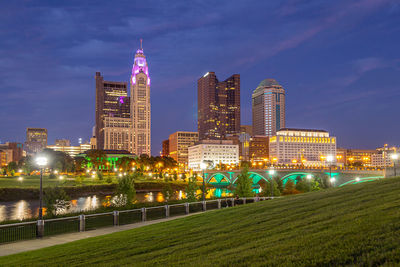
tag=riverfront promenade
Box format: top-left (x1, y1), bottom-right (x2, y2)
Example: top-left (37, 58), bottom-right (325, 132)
top-left (0, 213), bottom-right (198, 257)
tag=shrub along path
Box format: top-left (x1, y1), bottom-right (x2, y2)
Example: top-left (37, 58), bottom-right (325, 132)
top-left (1, 177), bottom-right (400, 266)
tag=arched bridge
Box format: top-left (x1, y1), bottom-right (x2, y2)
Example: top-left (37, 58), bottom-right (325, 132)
top-left (202, 169), bottom-right (384, 196)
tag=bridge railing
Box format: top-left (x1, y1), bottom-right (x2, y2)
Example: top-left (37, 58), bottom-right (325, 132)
top-left (0, 197), bottom-right (275, 245)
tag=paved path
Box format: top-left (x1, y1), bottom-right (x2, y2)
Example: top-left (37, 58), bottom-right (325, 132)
top-left (0, 213), bottom-right (199, 257)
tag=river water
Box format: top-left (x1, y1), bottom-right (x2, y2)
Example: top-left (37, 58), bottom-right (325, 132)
top-left (0, 191), bottom-right (185, 222)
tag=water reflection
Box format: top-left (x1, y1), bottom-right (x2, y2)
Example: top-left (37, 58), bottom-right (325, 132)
top-left (0, 191), bottom-right (179, 222)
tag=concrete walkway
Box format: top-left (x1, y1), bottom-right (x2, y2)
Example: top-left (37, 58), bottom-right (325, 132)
top-left (0, 213), bottom-right (198, 257)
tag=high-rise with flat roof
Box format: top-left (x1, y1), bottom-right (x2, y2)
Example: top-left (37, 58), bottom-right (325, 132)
top-left (252, 79), bottom-right (285, 136)
top-left (25, 128), bottom-right (48, 154)
top-left (197, 72), bottom-right (240, 140)
top-left (95, 72), bottom-right (131, 151)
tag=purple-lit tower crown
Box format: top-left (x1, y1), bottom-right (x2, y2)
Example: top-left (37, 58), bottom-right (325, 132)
top-left (131, 43), bottom-right (150, 86)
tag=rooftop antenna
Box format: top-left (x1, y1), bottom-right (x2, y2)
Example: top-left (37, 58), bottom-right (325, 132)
top-left (140, 38), bottom-right (143, 50)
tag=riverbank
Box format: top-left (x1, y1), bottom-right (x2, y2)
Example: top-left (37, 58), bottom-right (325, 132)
top-left (0, 181), bottom-right (187, 201)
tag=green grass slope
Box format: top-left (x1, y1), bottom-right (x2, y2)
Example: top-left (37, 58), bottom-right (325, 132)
top-left (1, 177), bottom-right (400, 266)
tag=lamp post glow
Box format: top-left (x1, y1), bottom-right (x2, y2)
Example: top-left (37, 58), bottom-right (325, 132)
top-left (355, 177), bottom-right (360, 182)
top-left (326, 155), bottom-right (334, 185)
top-left (391, 154), bottom-right (399, 177)
top-left (200, 162), bottom-right (208, 202)
top-left (306, 174), bottom-right (312, 180)
top-left (35, 156), bottom-right (48, 222)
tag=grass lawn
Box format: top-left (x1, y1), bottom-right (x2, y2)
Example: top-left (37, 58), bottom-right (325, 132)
top-left (1, 177), bottom-right (400, 266)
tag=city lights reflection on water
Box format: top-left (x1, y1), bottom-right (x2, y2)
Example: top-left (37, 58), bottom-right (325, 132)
top-left (0, 191), bottom-right (183, 222)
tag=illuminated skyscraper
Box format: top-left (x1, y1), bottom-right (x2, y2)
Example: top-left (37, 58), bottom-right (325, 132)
top-left (95, 72), bottom-right (131, 151)
top-left (252, 79), bottom-right (285, 136)
top-left (25, 128), bottom-right (48, 154)
top-left (130, 40), bottom-right (151, 156)
top-left (197, 72), bottom-right (240, 140)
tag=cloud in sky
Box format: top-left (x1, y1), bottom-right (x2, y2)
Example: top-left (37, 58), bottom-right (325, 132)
top-left (0, 0), bottom-right (399, 152)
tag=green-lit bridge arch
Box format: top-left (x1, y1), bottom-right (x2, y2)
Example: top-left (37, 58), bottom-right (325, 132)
top-left (203, 169), bottom-right (384, 190)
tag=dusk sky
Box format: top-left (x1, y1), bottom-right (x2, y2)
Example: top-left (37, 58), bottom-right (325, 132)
top-left (1, 0), bottom-right (399, 155)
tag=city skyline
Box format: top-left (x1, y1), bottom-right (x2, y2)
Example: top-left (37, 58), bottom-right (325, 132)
top-left (1, 0), bottom-right (400, 154)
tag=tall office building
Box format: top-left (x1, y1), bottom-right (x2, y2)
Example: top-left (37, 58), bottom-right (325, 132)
top-left (169, 131), bottom-right (199, 165)
top-left (252, 79), bottom-right (285, 136)
top-left (25, 128), bottom-right (48, 154)
top-left (95, 72), bottom-right (131, 151)
top-left (130, 40), bottom-right (151, 156)
top-left (197, 72), bottom-right (240, 140)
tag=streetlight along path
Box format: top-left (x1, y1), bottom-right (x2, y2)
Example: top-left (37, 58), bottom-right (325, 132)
top-left (0, 212), bottom-right (200, 257)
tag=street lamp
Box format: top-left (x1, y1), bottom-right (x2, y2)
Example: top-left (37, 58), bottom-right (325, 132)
top-left (326, 155), bottom-right (334, 185)
top-left (200, 162), bottom-right (208, 202)
top-left (35, 156), bottom-right (48, 222)
top-left (391, 154), bottom-right (399, 177)
top-left (355, 177), bottom-right (360, 182)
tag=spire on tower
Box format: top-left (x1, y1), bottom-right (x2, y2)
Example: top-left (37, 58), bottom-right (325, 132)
top-left (140, 38), bottom-right (143, 50)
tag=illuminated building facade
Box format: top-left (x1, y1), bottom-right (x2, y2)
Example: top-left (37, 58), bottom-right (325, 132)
top-left (55, 139), bottom-right (71, 147)
top-left (130, 40), bottom-right (151, 156)
top-left (336, 148), bottom-right (376, 166)
top-left (47, 143), bottom-right (91, 157)
top-left (0, 142), bottom-right (24, 163)
top-left (371, 145), bottom-right (398, 167)
top-left (188, 140), bottom-right (239, 171)
top-left (0, 149), bottom-right (12, 166)
top-left (197, 72), bottom-right (240, 140)
top-left (252, 79), bottom-right (285, 136)
top-left (249, 136), bottom-right (269, 162)
top-left (25, 128), bottom-right (48, 154)
top-left (161, 139), bottom-right (169, 157)
top-left (95, 72), bottom-right (131, 151)
top-left (269, 128), bottom-right (336, 166)
top-left (169, 131), bottom-right (199, 165)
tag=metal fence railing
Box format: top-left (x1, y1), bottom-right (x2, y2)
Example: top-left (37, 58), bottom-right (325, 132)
top-left (85, 212), bottom-right (114, 231)
top-left (119, 209), bottom-right (142, 225)
top-left (0, 221), bottom-right (37, 244)
top-left (0, 197), bottom-right (273, 245)
top-left (169, 204), bottom-right (187, 217)
top-left (44, 216), bottom-right (80, 236)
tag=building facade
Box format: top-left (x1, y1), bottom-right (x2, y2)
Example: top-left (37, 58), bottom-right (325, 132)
top-left (249, 136), bottom-right (269, 162)
top-left (47, 143), bottom-right (92, 158)
top-left (0, 142), bottom-right (24, 162)
top-left (336, 148), bottom-right (376, 166)
top-left (25, 128), bottom-right (48, 154)
top-left (95, 72), bottom-right (131, 151)
top-left (130, 41), bottom-right (151, 156)
top-left (269, 128), bottom-right (336, 166)
top-left (188, 140), bottom-right (239, 171)
top-left (252, 79), bottom-right (285, 136)
top-left (169, 131), bottom-right (199, 165)
top-left (161, 139), bottom-right (170, 157)
top-left (0, 148), bottom-right (13, 167)
top-left (371, 146), bottom-right (398, 167)
top-left (55, 139), bottom-right (71, 147)
top-left (197, 72), bottom-right (240, 140)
